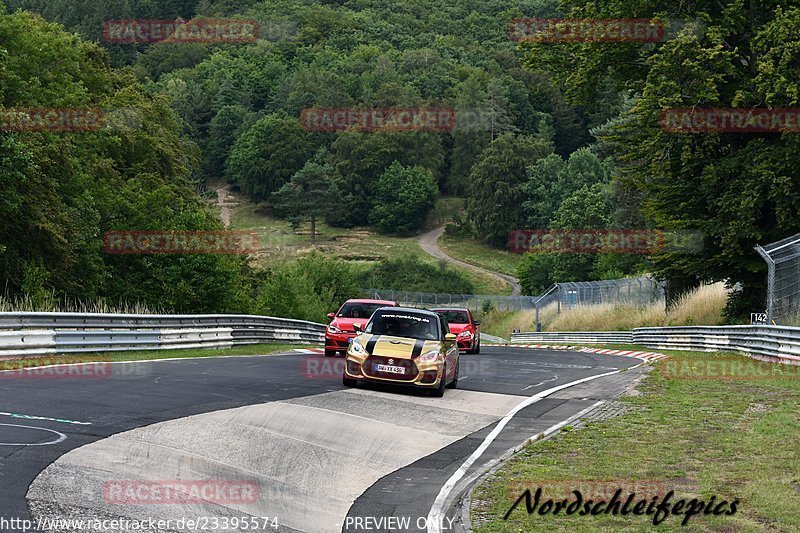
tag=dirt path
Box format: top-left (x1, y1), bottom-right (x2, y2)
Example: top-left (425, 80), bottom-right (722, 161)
top-left (213, 181), bottom-right (236, 227)
top-left (418, 226), bottom-right (522, 296)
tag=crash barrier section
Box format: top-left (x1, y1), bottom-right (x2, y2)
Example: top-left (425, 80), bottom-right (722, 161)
top-left (0, 312), bottom-right (325, 357)
top-left (510, 331), bottom-right (634, 344)
top-left (512, 325), bottom-right (800, 365)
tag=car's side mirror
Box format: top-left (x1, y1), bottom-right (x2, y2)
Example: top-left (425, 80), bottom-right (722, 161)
top-left (353, 323), bottom-right (363, 332)
top-left (474, 321), bottom-right (481, 326)
top-left (444, 333), bottom-right (457, 342)
top-left (327, 312), bottom-right (335, 319)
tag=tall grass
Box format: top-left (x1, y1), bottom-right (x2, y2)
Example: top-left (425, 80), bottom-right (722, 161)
top-left (543, 282), bottom-right (729, 331)
top-left (0, 292), bottom-right (167, 314)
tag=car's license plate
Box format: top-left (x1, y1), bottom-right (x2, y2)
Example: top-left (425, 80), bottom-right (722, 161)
top-left (375, 363), bottom-right (405, 374)
top-left (347, 337), bottom-right (353, 344)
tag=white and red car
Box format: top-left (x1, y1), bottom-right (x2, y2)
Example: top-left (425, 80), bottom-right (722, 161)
top-left (430, 307), bottom-right (480, 354)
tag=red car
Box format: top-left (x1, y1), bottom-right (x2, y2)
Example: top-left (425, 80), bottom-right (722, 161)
top-left (325, 299), bottom-right (398, 357)
top-left (430, 307), bottom-right (480, 354)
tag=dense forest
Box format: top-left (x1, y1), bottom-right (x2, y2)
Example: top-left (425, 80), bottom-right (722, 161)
top-left (2, 0), bottom-right (799, 321)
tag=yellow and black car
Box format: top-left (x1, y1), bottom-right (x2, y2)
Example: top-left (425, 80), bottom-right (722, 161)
top-left (342, 307), bottom-right (460, 397)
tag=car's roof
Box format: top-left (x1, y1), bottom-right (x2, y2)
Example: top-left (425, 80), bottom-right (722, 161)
top-left (373, 306), bottom-right (440, 317)
top-left (343, 299), bottom-right (397, 305)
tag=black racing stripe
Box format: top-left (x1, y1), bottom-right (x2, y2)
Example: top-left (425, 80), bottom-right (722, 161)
top-left (411, 338), bottom-right (426, 358)
top-left (365, 336), bottom-right (380, 354)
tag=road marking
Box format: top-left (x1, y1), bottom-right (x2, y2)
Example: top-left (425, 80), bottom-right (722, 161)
top-left (0, 411), bottom-right (91, 426)
top-left (0, 423), bottom-right (67, 446)
top-left (426, 363), bottom-right (642, 533)
top-left (521, 375), bottom-right (558, 390)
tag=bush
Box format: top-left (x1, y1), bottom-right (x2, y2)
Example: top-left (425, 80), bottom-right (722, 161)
top-left (443, 213), bottom-right (476, 239)
top-left (254, 253), bottom-right (362, 322)
top-left (360, 256), bottom-right (474, 294)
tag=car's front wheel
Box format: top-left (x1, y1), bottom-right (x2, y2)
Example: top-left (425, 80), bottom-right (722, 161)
top-left (431, 365), bottom-right (447, 397)
top-left (446, 360), bottom-right (459, 389)
top-left (473, 337), bottom-right (480, 354)
top-left (342, 375), bottom-right (358, 387)
top-left (325, 349), bottom-right (337, 358)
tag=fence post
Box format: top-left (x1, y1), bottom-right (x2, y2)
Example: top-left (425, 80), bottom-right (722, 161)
top-left (755, 245), bottom-right (776, 323)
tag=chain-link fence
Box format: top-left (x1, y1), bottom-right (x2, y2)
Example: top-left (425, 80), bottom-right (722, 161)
top-left (556, 276), bottom-right (665, 309)
top-left (363, 290), bottom-right (536, 311)
top-left (364, 275), bottom-right (664, 316)
top-left (756, 233), bottom-right (800, 324)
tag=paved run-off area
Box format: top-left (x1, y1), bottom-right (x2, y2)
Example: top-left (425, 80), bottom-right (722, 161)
top-left (0, 347), bottom-right (646, 532)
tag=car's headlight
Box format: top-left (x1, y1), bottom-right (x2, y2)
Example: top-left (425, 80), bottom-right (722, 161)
top-left (418, 349), bottom-right (442, 363)
top-left (350, 339), bottom-right (366, 355)
top-left (328, 324), bottom-right (341, 334)
top-left (458, 331), bottom-right (473, 338)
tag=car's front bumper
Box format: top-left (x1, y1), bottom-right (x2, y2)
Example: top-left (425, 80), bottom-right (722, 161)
top-left (325, 331), bottom-right (357, 352)
top-left (456, 336), bottom-right (475, 350)
top-left (343, 353), bottom-right (444, 388)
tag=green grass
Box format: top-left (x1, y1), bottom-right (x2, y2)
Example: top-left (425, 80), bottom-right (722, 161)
top-left (0, 343), bottom-right (311, 370)
top-left (478, 308), bottom-right (538, 339)
top-left (439, 234), bottom-right (523, 278)
top-left (227, 188), bottom-right (510, 294)
top-left (471, 348), bottom-right (800, 532)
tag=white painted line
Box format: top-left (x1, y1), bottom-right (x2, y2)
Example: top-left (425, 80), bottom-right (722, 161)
top-left (0, 411), bottom-right (91, 426)
top-left (426, 363), bottom-right (642, 533)
top-left (0, 423), bottom-right (67, 446)
top-left (521, 375), bottom-right (558, 391)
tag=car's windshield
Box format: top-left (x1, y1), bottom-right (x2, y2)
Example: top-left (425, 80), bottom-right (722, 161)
top-left (367, 311), bottom-right (440, 340)
top-left (436, 310), bottom-right (469, 324)
top-left (337, 302), bottom-right (383, 319)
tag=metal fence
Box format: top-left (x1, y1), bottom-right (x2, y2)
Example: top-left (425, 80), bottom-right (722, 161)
top-left (363, 289), bottom-right (536, 311)
top-left (0, 312), bottom-right (325, 357)
top-left (556, 276), bottom-right (664, 309)
top-left (756, 232), bottom-right (800, 324)
top-left (367, 276), bottom-right (664, 326)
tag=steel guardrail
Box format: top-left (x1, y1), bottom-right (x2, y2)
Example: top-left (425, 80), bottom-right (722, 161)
top-left (511, 325), bottom-right (800, 364)
top-left (511, 331), bottom-right (634, 344)
top-left (633, 325), bottom-right (800, 364)
top-left (0, 312), bottom-right (325, 357)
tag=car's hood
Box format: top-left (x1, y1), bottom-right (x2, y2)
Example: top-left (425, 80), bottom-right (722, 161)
top-left (447, 323), bottom-right (470, 334)
top-left (330, 317), bottom-right (367, 333)
top-left (355, 333), bottom-right (439, 359)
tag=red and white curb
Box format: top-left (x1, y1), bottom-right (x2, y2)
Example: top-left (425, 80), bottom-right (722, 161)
top-left (484, 343), bottom-right (668, 362)
top-left (293, 348), bottom-right (325, 354)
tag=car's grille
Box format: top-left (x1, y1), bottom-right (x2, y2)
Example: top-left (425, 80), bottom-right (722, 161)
top-left (363, 355), bottom-right (418, 381)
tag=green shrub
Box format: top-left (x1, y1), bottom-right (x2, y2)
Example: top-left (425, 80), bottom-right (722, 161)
top-left (360, 256), bottom-right (474, 294)
top-left (254, 253), bottom-right (362, 322)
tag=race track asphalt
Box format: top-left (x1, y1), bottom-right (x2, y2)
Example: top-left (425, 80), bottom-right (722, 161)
top-left (0, 346), bottom-right (643, 532)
